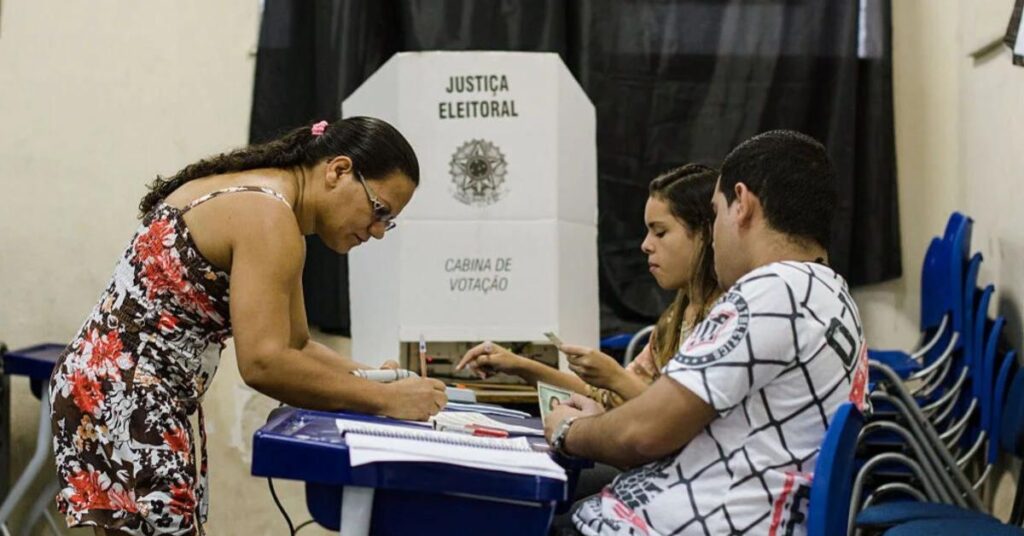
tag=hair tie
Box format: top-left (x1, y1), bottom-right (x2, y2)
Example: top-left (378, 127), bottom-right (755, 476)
top-left (310, 120), bottom-right (329, 136)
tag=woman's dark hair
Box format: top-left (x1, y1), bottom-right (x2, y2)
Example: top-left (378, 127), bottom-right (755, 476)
top-left (138, 116), bottom-right (419, 216)
top-left (648, 163), bottom-right (721, 369)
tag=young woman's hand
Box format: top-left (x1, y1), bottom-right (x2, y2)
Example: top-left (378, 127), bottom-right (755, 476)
top-left (561, 345), bottom-right (627, 391)
top-left (379, 377), bottom-right (447, 421)
top-left (455, 342), bottom-right (531, 379)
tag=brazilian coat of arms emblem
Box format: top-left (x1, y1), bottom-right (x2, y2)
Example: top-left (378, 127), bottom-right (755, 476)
top-left (449, 139), bottom-right (508, 206)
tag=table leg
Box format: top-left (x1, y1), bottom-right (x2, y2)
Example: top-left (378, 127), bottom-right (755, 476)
top-left (339, 486), bottom-right (374, 536)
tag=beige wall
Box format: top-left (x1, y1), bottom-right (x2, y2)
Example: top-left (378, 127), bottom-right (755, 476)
top-left (854, 0), bottom-right (1024, 366)
top-left (958, 2), bottom-right (1024, 353)
top-left (0, 1), bottom-right (338, 534)
top-left (853, 0), bottom-right (1024, 518)
top-left (851, 0), bottom-right (964, 350)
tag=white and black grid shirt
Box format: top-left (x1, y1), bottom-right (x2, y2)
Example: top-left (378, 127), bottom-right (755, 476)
top-left (573, 261), bottom-right (868, 536)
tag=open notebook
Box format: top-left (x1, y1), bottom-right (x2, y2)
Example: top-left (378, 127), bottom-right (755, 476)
top-left (335, 418), bottom-right (566, 481)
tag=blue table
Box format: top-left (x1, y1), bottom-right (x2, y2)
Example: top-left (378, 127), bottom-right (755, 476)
top-left (251, 407), bottom-right (586, 535)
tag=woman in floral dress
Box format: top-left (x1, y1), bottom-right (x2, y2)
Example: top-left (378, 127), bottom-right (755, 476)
top-left (49, 117), bottom-right (448, 535)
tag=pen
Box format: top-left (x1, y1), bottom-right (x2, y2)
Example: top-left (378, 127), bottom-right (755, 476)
top-left (419, 334), bottom-right (428, 378)
top-left (438, 424), bottom-right (509, 438)
top-left (466, 424), bottom-right (509, 438)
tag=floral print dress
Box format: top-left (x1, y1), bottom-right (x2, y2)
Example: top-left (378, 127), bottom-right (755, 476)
top-left (49, 186), bottom-right (290, 535)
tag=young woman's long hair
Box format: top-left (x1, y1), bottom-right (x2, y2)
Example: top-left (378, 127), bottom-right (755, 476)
top-left (648, 164), bottom-right (721, 368)
top-left (138, 116), bottom-right (418, 216)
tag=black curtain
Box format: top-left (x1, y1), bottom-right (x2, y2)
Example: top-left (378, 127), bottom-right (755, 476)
top-left (250, 0), bottom-right (900, 336)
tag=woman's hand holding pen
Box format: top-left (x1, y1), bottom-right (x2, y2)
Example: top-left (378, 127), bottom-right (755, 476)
top-left (379, 377), bottom-right (448, 421)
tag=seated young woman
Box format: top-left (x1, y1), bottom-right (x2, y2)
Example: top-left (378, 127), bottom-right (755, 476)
top-left (455, 164), bottom-right (722, 408)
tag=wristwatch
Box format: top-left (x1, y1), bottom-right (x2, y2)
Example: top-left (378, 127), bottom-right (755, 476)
top-left (551, 416), bottom-right (579, 456)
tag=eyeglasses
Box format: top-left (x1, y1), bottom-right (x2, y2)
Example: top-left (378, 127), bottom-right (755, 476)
top-left (355, 171), bottom-right (397, 231)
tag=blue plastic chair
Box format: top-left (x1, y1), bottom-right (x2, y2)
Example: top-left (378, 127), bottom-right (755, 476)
top-left (807, 403), bottom-right (864, 536)
top-left (869, 238), bottom-right (955, 378)
top-left (960, 254), bottom-right (983, 390)
top-left (856, 367), bottom-right (1024, 533)
top-left (979, 317), bottom-right (1006, 434)
top-left (990, 349), bottom-right (1018, 463)
top-left (884, 517), bottom-right (1022, 536)
top-left (870, 213), bottom-right (972, 383)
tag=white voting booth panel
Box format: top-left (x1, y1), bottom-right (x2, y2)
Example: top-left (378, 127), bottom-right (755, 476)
top-left (346, 51), bottom-right (597, 369)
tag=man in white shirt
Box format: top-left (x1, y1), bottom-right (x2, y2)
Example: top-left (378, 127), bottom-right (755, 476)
top-left (545, 130), bottom-right (868, 536)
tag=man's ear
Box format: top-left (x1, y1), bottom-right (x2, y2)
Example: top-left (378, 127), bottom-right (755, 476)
top-left (324, 156), bottom-right (353, 189)
top-left (733, 182), bottom-right (759, 228)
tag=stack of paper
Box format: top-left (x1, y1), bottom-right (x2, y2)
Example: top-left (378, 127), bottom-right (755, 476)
top-left (431, 411), bottom-right (543, 436)
top-left (335, 419), bottom-right (566, 481)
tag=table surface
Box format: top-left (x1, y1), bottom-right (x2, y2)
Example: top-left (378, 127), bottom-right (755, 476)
top-left (3, 343), bottom-right (64, 381)
top-left (251, 407), bottom-right (572, 503)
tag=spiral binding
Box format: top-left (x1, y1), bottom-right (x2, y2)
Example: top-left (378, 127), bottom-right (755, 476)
top-left (336, 420), bottom-right (531, 452)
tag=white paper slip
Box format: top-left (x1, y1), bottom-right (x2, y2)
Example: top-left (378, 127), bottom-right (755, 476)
top-left (335, 418), bottom-right (566, 481)
top-left (431, 411), bottom-right (543, 436)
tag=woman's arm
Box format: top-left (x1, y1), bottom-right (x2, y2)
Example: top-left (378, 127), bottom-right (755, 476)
top-left (608, 342), bottom-right (659, 401)
top-left (455, 342), bottom-right (591, 395)
top-left (605, 373), bottom-right (649, 403)
top-left (228, 198), bottom-right (444, 420)
top-left (514, 357), bottom-right (592, 394)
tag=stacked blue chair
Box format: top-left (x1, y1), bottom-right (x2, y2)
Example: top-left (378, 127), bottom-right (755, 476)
top-left (861, 216), bottom-right (979, 488)
top-left (869, 213), bottom-right (971, 386)
top-left (851, 205), bottom-right (1024, 531)
top-left (855, 367), bottom-right (1024, 534)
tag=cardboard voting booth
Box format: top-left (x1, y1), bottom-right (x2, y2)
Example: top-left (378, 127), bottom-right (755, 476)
top-left (346, 51), bottom-right (597, 372)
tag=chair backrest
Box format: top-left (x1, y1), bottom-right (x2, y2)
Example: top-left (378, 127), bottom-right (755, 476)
top-left (623, 324), bottom-right (655, 366)
top-left (942, 212), bottom-right (965, 243)
top-left (946, 213), bottom-right (973, 335)
top-left (999, 367), bottom-right (1024, 457)
top-left (919, 237), bottom-right (950, 331)
top-left (972, 285), bottom-right (995, 379)
top-left (990, 349), bottom-right (1017, 462)
top-left (966, 280), bottom-right (991, 401)
top-left (980, 315), bottom-right (1005, 433)
top-left (808, 403), bottom-right (864, 536)
top-left (959, 253), bottom-right (983, 363)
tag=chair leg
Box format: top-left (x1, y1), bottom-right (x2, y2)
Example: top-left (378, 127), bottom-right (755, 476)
top-left (1010, 461), bottom-right (1024, 525)
top-left (0, 397), bottom-right (52, 526)
top-left (19, 478), bottom-right (59, 536)
top-left (42, 510), bottom-right (60, 536)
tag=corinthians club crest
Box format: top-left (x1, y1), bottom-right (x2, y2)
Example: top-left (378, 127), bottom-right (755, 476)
top-left (449, 139), bottom-right (508, 206)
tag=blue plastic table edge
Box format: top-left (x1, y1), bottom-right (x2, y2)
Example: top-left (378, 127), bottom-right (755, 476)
top-left (2, 343), bottom-right (64, 381)
top-left (251, 407), bottom-right (569, 503)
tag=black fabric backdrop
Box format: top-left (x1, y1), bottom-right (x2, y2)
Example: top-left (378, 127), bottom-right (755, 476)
top-left (250, 0), bottom-right (900, 336)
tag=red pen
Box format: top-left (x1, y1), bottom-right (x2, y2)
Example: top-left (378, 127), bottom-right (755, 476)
top-left (439, 424), bottom-right (509, 438)
top-left (466, 424), bottom-right (509, 438)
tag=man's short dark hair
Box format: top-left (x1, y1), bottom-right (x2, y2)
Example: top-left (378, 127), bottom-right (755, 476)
top-left (720, 130), bottom-right (837, 249)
